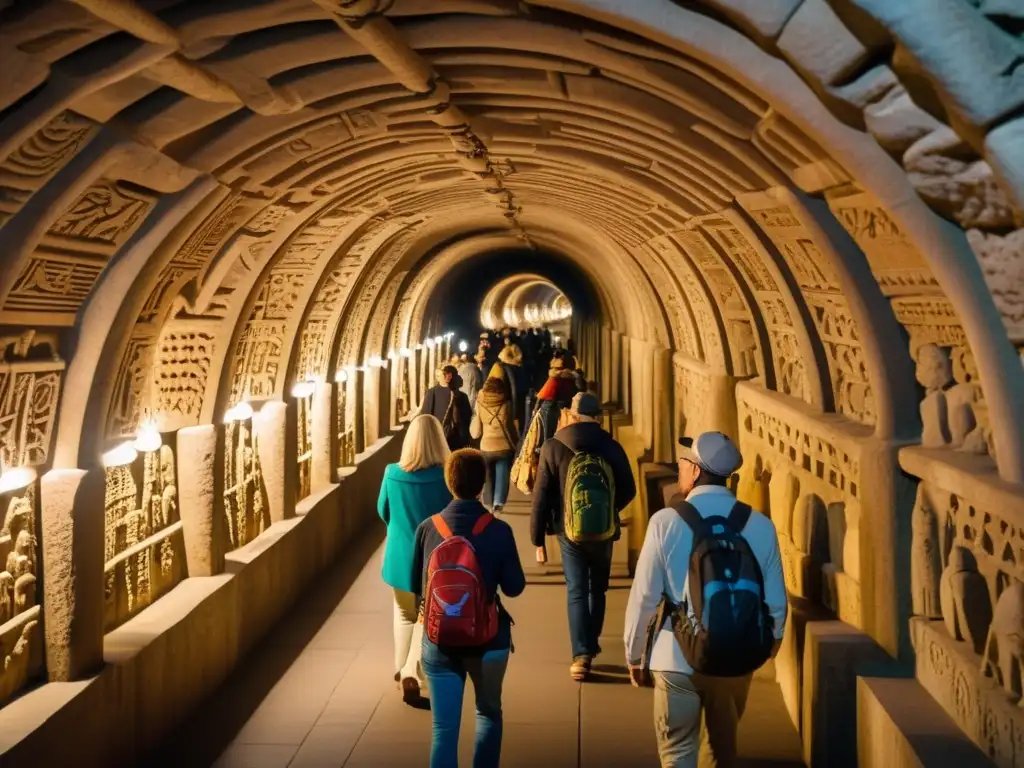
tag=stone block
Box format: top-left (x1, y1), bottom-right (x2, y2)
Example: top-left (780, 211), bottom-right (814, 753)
top-left (857, 676), bottom-right (992, 768)
top-left (911, 617), bottom-right (1024, 767)
top-left (775, 596), bottom-right (832, 732)
top-left (702, 0), bottom-right (803, 40)
top-left (177, 424), bottom-right (225, 577)
top-left (40, 469), bottom-right (105, 682)
top-left (985, 118), bottom-right (1024, 220)
top-left (777, 0), bottom-right (875, 86)
top-left (255, 399), bottom-right (297, 524)
top-left (801, 620), bottom-right (893, 767)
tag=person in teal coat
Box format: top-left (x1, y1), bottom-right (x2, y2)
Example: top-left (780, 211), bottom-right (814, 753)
top-left (378, 414), bottom-right (453, 704)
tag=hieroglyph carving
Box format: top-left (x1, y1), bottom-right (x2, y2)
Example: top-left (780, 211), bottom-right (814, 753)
top-left (0, 359), bottom-right (63, 471)
top-left (337, 379), bottom-right (355, 467)
top-left (223, 417), bottom-right (268, 550)
top-left (748, 202), bottom-right (874, 425)
top-left (230, 211), bottom-right (355, 402)
top-left (1, 181), bottom-right (155, 323)
top-left (0, 483), bottom-right (40, 625)
top-left (103, 444), bottom-right (183, 631)
top-left (296, 393), bottom-right (312, 500)
top-left (701, 220), bottom-right (808, 401)
top-left (0, 111), bottom-right (97, 229)
top-left (647, 239), bottom-right (701, 359)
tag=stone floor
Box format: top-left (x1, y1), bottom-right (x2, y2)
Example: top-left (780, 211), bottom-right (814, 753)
top-left (150, 491), bottom-right (803, 767)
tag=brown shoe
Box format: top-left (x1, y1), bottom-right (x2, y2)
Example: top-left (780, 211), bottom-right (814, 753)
top-left (401, 676), bottom-right (422, 705)
top-left (570, 656), bottom-right (591, 681)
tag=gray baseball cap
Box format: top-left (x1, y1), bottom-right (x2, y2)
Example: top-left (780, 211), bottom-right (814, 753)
top-left (678, 432), bottom-right (743, 476)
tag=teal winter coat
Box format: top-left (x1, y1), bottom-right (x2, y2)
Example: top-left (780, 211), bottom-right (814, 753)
top-left (377, 463), bottom-right (452, 593)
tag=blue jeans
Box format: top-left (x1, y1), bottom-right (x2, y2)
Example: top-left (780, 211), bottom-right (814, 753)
top-left (422, 640), bottom-right (509, 768)
top-left (482, 453), bottom-right (512, 508)
top-left (558, 536), bottom-right (613, 659)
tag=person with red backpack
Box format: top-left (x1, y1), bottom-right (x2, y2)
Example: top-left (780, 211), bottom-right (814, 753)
top-left (623, 432), bottom-right (787, 767)
top-left (411, 449), bottom-right (526, 768)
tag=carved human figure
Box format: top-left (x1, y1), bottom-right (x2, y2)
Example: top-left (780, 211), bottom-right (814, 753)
top-left (939, 546), bottom-right (992, 654)
top-left (982, 581), bottom-right (1024, 699)
top-left (768, 470), bottom-right (799, 535)
top-left (0, 620), bottom-right (38, 705)
top-left (911, 485), bottom-right (943, 619)
top-left (159, 445), bottom-right (177, 528)
top-left (1, 495), bottom-right (31, 537)
top-left (947, 347), bottom-right (987, 454)
top-left (0, 571), bottom-right (14, 623)
top-left (915, 343), bottom-right (952, 447)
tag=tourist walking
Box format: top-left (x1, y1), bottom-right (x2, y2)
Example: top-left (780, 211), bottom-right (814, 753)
top-left (531, 393), bottom-right (636, 681)
top-left (624, 432), bottom-right (787, 768)
top-left (532, 352), bottom-right (581, 448)
top-left (420, 365), bottom-right (473, 450)
top-left (458, 352), bottom-right (483, 409)
top-left (377, 415), bottom-right (453, 704)
top-left (412, 449), bottom-right (526, 768)
top-left (471, 376), bottom-right (519, 513)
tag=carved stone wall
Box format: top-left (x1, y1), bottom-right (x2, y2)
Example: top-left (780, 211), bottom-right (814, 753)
top-left (102, 440), bottom-right (184, 632)
top-left (296, 392), bottom-right (312, 501)
top-left (902, 447), bottom-right (1024, 766)
top-left (0, 478), bottom-right (43, 705)
top-left (222, 415), bottom-right (268, 551)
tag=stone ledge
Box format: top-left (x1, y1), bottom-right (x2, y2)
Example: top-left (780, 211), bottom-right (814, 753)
top-left (857, 676), bottom-right (992, 768)
top-left (0, 433), bottom-right (400, 768)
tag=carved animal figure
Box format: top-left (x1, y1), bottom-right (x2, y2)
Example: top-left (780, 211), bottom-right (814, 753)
top-left (981, 580), bottom-right (1024, 699)
top-left (939, 547), bottom-right (992, 654)
top-left (911, 486), bottom-right (943, 619)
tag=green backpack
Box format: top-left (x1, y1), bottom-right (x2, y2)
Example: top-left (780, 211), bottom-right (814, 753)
top-left (557, 437), bottom-right (616, 542)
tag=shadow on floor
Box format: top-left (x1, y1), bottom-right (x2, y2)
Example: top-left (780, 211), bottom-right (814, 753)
top-left (143, 527), bottom-right (385, 768)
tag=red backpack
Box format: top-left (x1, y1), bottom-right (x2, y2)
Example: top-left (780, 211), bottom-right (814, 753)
top-left (423, 513), bottom-right (498, 647)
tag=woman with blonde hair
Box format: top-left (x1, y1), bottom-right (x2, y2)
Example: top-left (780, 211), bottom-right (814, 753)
top-left (471, 375), bottom-right (519, 513)
top-left (377, 414), bottom-right (453, 704)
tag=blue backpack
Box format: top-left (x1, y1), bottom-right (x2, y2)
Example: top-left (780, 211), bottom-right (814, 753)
top-left (663, 500), bottom-right (775, 677)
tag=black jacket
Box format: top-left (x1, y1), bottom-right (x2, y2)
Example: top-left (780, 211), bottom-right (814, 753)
top-left (530, 421), bottom-right (636, 547)
top-left (420, 385), bottom-right (472, 450)
top-left (412, 499), bottom-right (526, 651)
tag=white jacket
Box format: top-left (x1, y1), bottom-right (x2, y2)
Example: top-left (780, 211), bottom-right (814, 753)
top-left (623, 485), bottom-right (787, 675)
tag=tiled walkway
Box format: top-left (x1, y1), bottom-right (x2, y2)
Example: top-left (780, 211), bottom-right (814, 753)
top-left (151, 491), bottom-right (802, 767)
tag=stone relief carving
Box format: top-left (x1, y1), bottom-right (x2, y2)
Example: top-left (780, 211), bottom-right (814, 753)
top-left (941, 546), bottom-right (992, 655)
top-left (911, 484), bottom-right (944, 619)
top-left (747, 200), bottom-right (875, 426)
top-left (982, 582), bottom-right (1024, 699)
top-left (103, 442), bottom-right (183, 631)
top-left (0, 111), bottom-right (97, 230)
top-left (1, 181), bottom-right (155, 324)
top-left (0, 482), bottom-right (40, 627)
top-left (0, 352), bottom-right (63, 471)
top-left (337, 376), bottom-right (356, 467)
top-left (296, 391), bottom-right (312, 501)
top-left (223, 415), bottom-right (269, 550)
top-left (644, 240), bottom-right (701, 359)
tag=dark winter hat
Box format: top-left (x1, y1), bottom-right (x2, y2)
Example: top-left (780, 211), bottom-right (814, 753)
top-left (572, 392), bottom-right (601, 417)
top-left (445, 449), bottom-right (488, 500)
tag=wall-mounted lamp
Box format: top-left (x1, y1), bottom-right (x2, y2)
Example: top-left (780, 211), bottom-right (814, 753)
top-left (335, 369), bottom-right (348, 383)
top-left (102, 441), bottom-right (138, 468)
top-left (425, 339), bottom-right (435, 349)
top-left (458, 340), bottom-right (468, 353)
top-left (0, 467), bottom-right (38, 494)
top-left (291, 381), bottom-right (316, 399)
top-left (433, 336), bottom-right (443, 345)
top-left (134, 423), bottom-right (163, 453)
top-left (400, 347), bottom-right (413, 358)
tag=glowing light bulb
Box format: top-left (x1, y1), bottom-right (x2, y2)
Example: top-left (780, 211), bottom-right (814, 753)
top-left (134, 423), bottom-right (163, 453)
top-left (400, 347), bottom-right (413, 358)
top-left (335, 369), bottom-right (348, 383)
top-left (433, 336), bottom-right (443, 345)
top-left (102, 441), bottom-right (138, 468)
top-left (0, 467), bottom-right (37, 494)
top-left (458, 341), bottom-right (468, 353)
top-left (291, 381), bottom-right (316, 398)
top-left (223, 401), bottom-right (254, 423)
top-left (425, 339), bottom-right (435, 349)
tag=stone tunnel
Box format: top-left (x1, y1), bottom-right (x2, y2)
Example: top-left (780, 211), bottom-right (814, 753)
top-left (0, 0), bottom-right (1022, 765)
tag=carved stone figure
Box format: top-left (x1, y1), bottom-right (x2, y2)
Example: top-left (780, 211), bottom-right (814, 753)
top-left (0, 620), bottom-right (39, 706)
top-left (768, 470), bottom-right (800, 535)
top-left (948, 347), bottom-right (987, 454)
top-left (982, 581), bottom-right (1024, 699)
top-left (939, 547), bottom-right (992, 654)
top-left (159, 445), bottom-right (177, 529)
top-left (911, 485), bottom-right (943, 619)
top-left (915, 343), bottom-right (953, 447)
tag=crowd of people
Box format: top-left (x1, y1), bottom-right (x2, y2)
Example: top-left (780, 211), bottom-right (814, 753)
top-left (376, 326), bottom-right (787, 768)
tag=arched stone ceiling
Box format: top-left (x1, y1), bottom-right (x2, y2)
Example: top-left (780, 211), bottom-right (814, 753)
top-left (0, 0), bottom-right (1021, 483)
top-left (477, 273), bottom-right (570, 329)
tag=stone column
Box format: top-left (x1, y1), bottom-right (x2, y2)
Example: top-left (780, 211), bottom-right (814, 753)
top-left (363, 366), bottom-right (380, 448)
top-left (378, 362), bottom-right (392, 437)
top-left (311, 381), bottom-right (336, 491)
top-left (707, 373), bottom-right (739, 440)
top-left (652, 347), bottom-right (674, 463)
top-left (353, 367), bottom-right (367, 455)
top-left (40, 468), bottom-right (104, 681)
top-left (255, 400), bottom-right (297, 524)
top-left (177, 424), bottom-right (225, 577)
